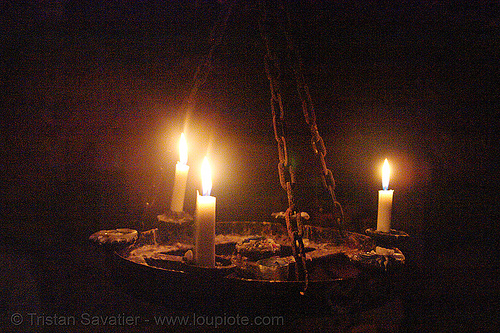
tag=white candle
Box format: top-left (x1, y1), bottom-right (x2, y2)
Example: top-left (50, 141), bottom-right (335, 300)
top-left (377, 158), bottom-right (394, 233)
top-left (170, 133), bottom-right (189, 212)
top-left (194, 157), bottom-right (216, 267)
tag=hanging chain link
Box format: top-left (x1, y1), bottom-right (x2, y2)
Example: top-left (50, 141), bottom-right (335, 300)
top-left (281, 3), bottom-right (346, 235)
top-left (259, 0), bottom-right (309, 292)
top-left (183, 2), bottom-right (235, 113)
top-left (259, 0), bottom-right (346, 291)
top-left (260, 0), bottom-right (345, 231)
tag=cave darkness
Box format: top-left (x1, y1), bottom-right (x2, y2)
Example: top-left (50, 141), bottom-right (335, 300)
top-left (1, 1), bottom-right (499, 332)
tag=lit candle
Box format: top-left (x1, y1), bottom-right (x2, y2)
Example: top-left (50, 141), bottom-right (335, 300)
top-left (377, 158), bottom-right (394, 233)
top-left (170, 133), bottom-right (189, 213)
top-left (194, 157), bottom-right (216, 267)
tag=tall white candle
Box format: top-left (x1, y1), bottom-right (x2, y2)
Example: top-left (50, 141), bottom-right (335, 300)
top-left (194, 157), bottom-right (216, 267)
top-left (170, 133), bottom-right (189, 212)
top-left (377, 158), bottom-right (394, 233)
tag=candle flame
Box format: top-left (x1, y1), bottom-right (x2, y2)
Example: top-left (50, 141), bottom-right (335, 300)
top-left (201, 156), bottom-right (212, 196)
top-left (179, 133), bottom-right (188, 165)
top-left (382, 158), bottom-right (390, 190)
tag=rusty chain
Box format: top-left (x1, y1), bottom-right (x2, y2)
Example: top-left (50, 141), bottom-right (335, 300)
top-left (281, 2), bottom-right (346, 234)
top-left (262, 0), bottom-right (345, 231)
top-left (259, 0), bottom-right (346, 290)
top-left (183, 2), bottom-right (234, 113)
top-left (259, 0), bottom-right (309, 292)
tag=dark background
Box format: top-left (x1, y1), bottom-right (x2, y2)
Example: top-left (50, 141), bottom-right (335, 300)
top-left (1, 0), bottom-right (499, 332)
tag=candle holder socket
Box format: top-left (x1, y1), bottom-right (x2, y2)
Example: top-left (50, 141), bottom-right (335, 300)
top-left (365, 228), bottom-right (409, 248)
